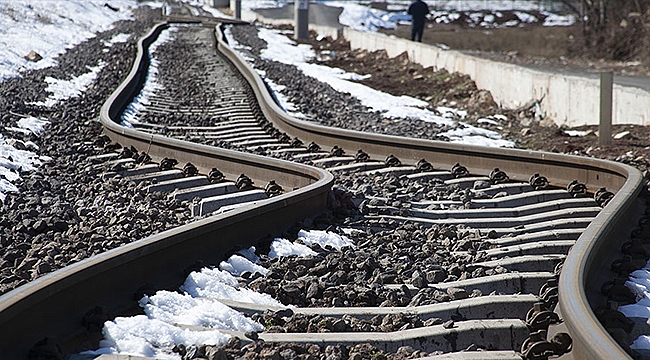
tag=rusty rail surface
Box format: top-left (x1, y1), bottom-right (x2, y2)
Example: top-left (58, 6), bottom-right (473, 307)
top-left (0, 19), bottom-right (643, 359)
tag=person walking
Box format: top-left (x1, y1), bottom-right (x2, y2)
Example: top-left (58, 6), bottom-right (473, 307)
top-left (408, 0), bottom-right (429, 42)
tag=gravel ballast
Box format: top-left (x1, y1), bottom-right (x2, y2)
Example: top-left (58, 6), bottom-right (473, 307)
top-left (3, 11), bottom-right (644, 360)
top-left (0, 6), bottom-right (185, 295)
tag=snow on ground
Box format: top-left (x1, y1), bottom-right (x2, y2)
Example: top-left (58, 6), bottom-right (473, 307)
top-left (513, 11), bottom-right (537, 24)
top-left (236, 246), bottom-right (261, 263)
top-left (90, 228), bottom-right (359, 357)
top-left (87, 230), bottom-right (352, 357)
top-left (542, 12), bottom-right (575, 26)
top-left (82, 315), bottom-right (231, 359)
top-left (105, 33), bottom-right (131, 47)
top-left (227, 26), bottom-right (514, 147)
top-left (31, 62), bottom-right (106, 107)
top-left (269, 237), bottom-right (318, 258)
top-left (16, 116), bottom-right (50, 135)
top-left (242, 0), bottom-right (575, 31)
top-left (219, 254), bottom-right (269, 276)
top-left (86, 267), bottom-right (277, 357)
top-left (297, 229), bottom-right (355, 249)
top-left (477, 118), bottom-right (500, 126)
top-left (632, 336), bottom-right (650, 355)
top-left (0, 0), bottom-right (577, 356)
top-left (328, 1), bottom-right (397, 32)
top-left (0, 0), bottom-right (576, 198)
top-left (0, 0), bottom-right (153, 202)
top-left (140, 290), bottom-right (264, 331)
top-left (0, 117), bottom-right (52, 201)
top-left (564, 130), bottom-right (586, 137)
top-left (0, 1), bottom-right (139, 80)
top-left (619, 261), bottom-right (650, 351)
top-left (180, 266), bottom-right (283, 306)
top-left (405, 0), bottom-right (573, 12)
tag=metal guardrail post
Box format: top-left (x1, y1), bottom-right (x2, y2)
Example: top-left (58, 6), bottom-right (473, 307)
top-left (599, 72), bottom-right (613, 145)
top-left (294, 0), bottom-right (309, 40)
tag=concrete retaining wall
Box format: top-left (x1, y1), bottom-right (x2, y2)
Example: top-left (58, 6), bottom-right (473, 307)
top-left (343, 29), bottom-right (650, 127)
top-left (237, 6), bottom-right (650, 126)
top-left (240, 8), bottom-right (342, 39)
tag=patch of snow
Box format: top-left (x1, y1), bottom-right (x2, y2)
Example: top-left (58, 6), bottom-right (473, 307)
top-left (17, 116), bottom-right (50, 135)
top-left (423, 0), bottom-right (570, 12)
top-left (478, 118), bottom-right (499, 126)
top-left (631, 335), bottom-right (650, 353)
top-left (441, 129), bottom-right (514, 148)
top-left (0, 0), bottom-right (137, 80)
top-left (84, 315), bottom-right (230, 359)
top-left (181, 267), bottom-right (283, 306)
top-left (237, 246), bottom-right (261, 263)
top-left (330, 1), bottom-right (396, 32)
top-left (514, 11), bottom-right (538, 23)
top-left (468, 12), bottom-right (484, 23)
top-left (269, 238), bottom-right (317, 258)
top-left (104, 33), bottom-right (131, 47)
top-left (259, 75), bottom-right (305, 116)
top-left (31, 62), bottom-right (105, 107)
top-left (219, 254), bottom-right (269, 276)
top-left (564, 130), bottom-right (586, 137)
top-left (621, 262), bottom-right (650, 350)
top-left (542, 12), bottom-right (576, 27)
top-left (0, 178), bottom-right (19, 201)
top-left (140, 290), bottom-right (264, 332)
top-left (0, 134), bottom-right (47, 200)
top-left (437, 106), bottom-right (467, 119)
top-left (297, 229), bottom-right (355, 250)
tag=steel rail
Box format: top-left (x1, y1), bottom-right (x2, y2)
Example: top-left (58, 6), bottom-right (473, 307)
top-left (215, 24), bottom-right (644, 359)
top-left (0, 22), bottom-right (334, 359)
top-left (0, 18), bottom-right (642, 359)
top-left (217, 24), bottom-right (632, 193)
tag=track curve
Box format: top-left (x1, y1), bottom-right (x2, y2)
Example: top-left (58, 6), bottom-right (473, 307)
top-left (0, 13), bottom-right (644, 360)
top-left (216, 21), bottom-right (644, 360)
top-left (0, 21), bottom-right (333, 360)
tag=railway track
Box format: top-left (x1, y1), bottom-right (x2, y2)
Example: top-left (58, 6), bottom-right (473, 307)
top-left (0, 4), bottom-right (646, 360)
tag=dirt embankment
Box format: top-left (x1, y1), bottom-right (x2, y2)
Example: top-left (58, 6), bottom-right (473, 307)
top-left (299, 31), bottom-right (650, 174)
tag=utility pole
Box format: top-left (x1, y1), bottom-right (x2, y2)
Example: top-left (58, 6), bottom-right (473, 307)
top-left (599, 72), bottom-right (613, 145)
top-left (233, 0), bottom-right (241, 19)
top-left (294, 0), bottom-right (309, 40)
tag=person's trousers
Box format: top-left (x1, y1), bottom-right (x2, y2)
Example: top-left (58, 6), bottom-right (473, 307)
top-left (411, 22), bottom-right (424, 42)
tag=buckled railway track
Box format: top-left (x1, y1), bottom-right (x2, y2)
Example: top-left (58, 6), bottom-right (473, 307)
top-left (0, 4), bottom-right (646, 360)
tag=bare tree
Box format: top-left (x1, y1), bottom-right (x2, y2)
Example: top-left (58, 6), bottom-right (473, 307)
top-left (560, 0), bottom-right (649, 61)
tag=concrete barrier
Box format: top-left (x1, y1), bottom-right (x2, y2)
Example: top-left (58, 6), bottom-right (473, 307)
top-left (238, 6), bottom-right (650, 126)
top-left (240, 8), bottom-right (342, 39)
top-left (343, 28), bottom-right (650, 127)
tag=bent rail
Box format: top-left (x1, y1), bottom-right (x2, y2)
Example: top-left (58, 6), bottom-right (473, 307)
top-left (0, 22), bottom-right (333, 359)
top-left (0, 19), bottom-right (643, 359)
top-left (217, 25), bottom-right (631, 193)
top-left (560, 177), bottom-right (643, 359)
top-left (216, 24), bottom-right (644, 359)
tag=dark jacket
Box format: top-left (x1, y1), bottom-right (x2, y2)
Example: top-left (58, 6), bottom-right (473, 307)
top-left (408, 0), bottom-right (429, 24)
